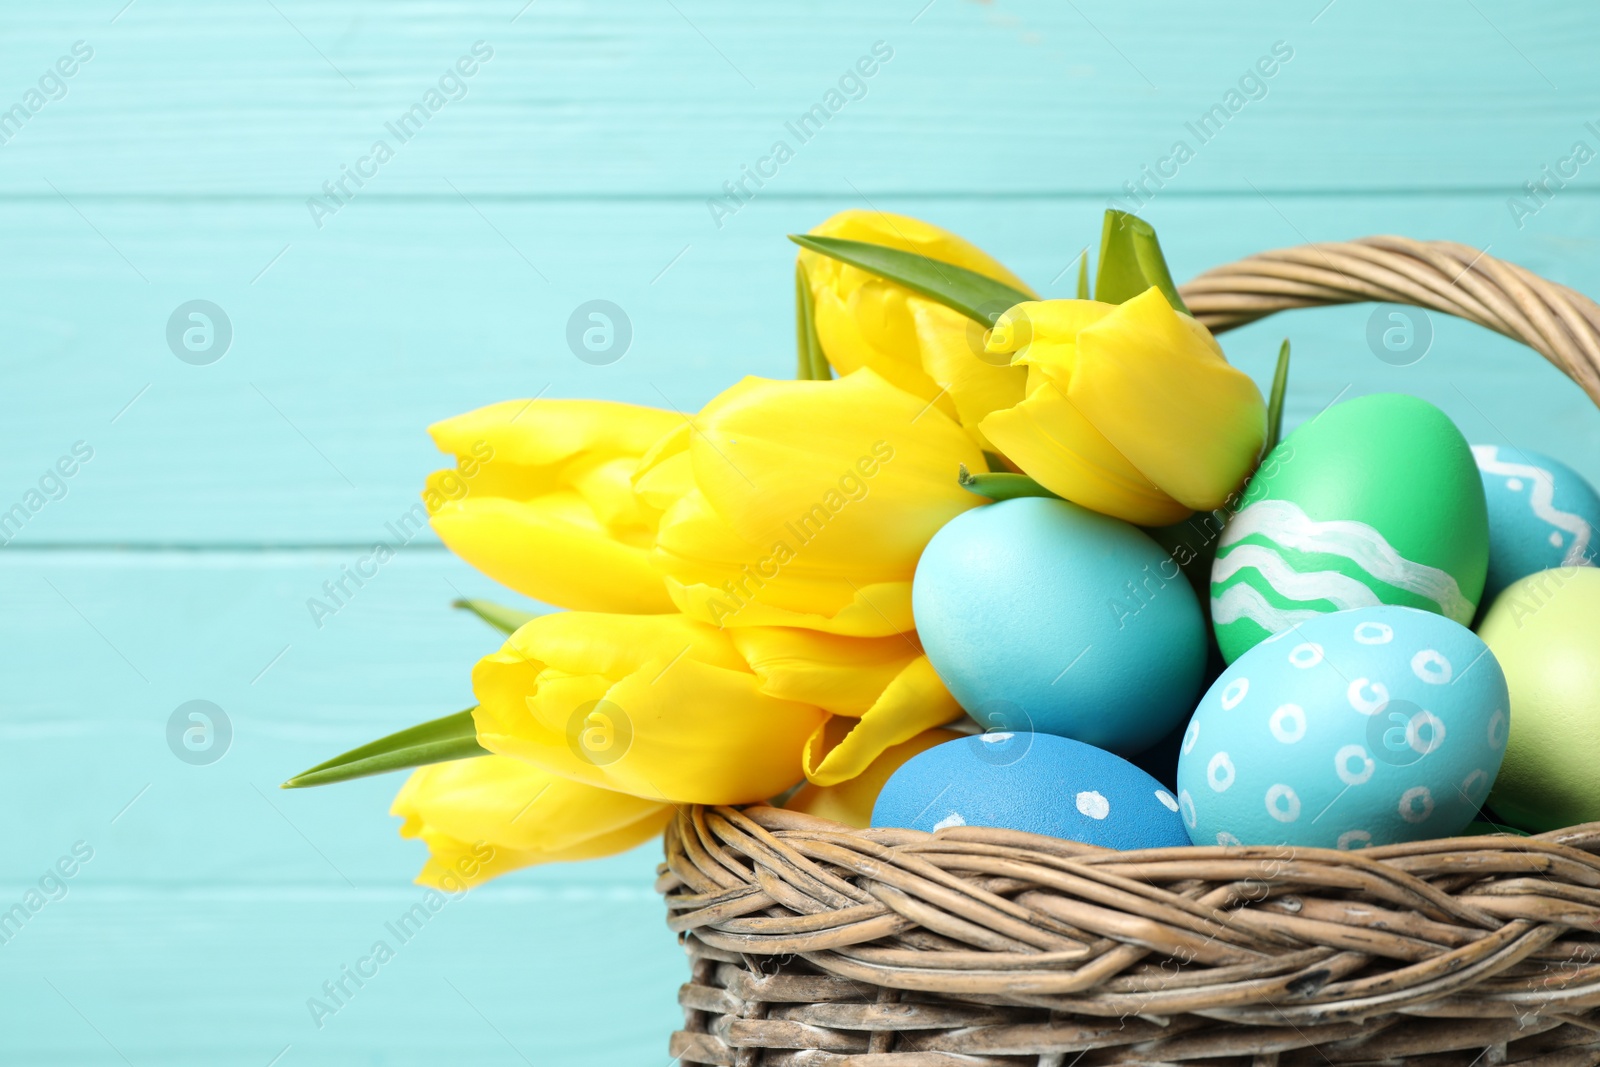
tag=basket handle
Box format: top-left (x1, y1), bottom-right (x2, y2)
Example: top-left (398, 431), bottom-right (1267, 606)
top-left (1177, 236), bottom-right (1600, 407)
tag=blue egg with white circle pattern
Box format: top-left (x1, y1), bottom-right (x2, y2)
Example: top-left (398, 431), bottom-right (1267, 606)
top-left (871, 732), bottom-right (1190, 850)
top-left (1175, 605), bottom-right (1507, 850)
top-left (1472, 445), bottom-right (1600, 602)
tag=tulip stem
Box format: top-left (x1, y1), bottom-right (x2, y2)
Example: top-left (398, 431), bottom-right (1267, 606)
top-left (794, 261), bottom-right (830, 380)
top-left (1076, 248), bottom-right (1091, 300)
top-left (1264, 338), bottom-right (1291, 455)
top-left (958, 463), bottom-right (1062, 502)
top-left (453, 598), bottom-right (537, 635)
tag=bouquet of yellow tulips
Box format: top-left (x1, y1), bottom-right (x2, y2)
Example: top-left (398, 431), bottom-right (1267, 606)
top-left (285, 209), bottom-right (1274, 888)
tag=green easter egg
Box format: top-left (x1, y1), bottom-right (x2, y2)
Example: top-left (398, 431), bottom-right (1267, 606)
top-left (1479, 566), bottom-right (1600, 832)
top-left (1210, 394), bottom-right (1488, 662)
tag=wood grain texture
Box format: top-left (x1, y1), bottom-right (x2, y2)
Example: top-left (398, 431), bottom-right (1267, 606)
top-left (0, 552), bottom-right (681, 1065)
top-left (0, 1), bottom-right (1593, 195)
top-left (5, 194), bottom-right (1600, 545)
top-left (4, 0), bottom-right (1600, 1063)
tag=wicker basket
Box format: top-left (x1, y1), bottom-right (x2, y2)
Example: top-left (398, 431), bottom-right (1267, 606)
top-left (659, 238), bottom-right (1600, 1066)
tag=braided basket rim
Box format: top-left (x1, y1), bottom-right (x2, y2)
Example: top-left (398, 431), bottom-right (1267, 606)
top-left (661, 237), bottom-right (1600, 1066)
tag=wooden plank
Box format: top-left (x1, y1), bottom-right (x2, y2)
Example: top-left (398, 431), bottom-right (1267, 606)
top-left (1, 193), bottom-right (1597, 545)
top-left (0, 551), bottom-right (549, 865)
top-left (0, 1), bottom-right (1592, 195)
top-left (0, 891), bottom-right (683, 1065)
top-left (0, 552), bottom-right (683, 1064)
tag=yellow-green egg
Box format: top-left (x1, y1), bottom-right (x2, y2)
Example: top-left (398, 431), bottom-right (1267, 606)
top-left (1479, 566), bottom-right (1600, 832)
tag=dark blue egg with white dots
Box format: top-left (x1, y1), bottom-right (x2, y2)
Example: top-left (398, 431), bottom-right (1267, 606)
top-left (1176, 605), bottom-right (1507, 850)
top-left (1472, 445), bottom-right (1600, 602)
top-left (870, 732), bottom-right (1191, 850)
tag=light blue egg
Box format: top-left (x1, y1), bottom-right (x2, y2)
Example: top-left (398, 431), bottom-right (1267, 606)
top-left (913, 497), bottom-right (1205, 755)
top-left (1176, 605), bottom-right (1508, 849)
top-left (871, 733), bottom-right (1190, 850)
top-left (1472, 445), bottom-right (1600, 601)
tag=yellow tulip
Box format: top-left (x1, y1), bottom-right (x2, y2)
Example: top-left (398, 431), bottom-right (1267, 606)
top-left (787, 727), bottom-right (966, 828)
top-left (425, 398), bottom-right (680, 614)
top-left (634, 369), bottom-right (985, 636)
top-left (471, 611), bottom-right (825, 804)
top-left (978, 289), bottom-right (1266, 526)
top-left (728, 627), bottom-right (964, 786)
top-left (392, 754), bottom-right (672, 889)
top-left (799, 210), bottom-right (1037, 440)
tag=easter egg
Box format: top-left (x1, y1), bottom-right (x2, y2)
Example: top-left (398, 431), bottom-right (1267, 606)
top-left (1472, 445), bottom-right (1600, 602)
top-left (913, 496), bottom-right (1206, 755)
top-left (1210, 394), bottom-right (1488, 663)
top-left (871, 732), bottom-right (1190, 849)
top-left (1176, 605), bottom-right (1508, 849)
top-left (1478, 567), bottom-right (1600, 832)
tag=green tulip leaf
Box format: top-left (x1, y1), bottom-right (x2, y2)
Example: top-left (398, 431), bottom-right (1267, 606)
top-left (453, 598), bottom-right (537, 635)
top-left (281, 708), bottom-right (487, 789)
top-left (1076, 248), bottom-right (1091, 300)
top-left (794, 261), bottom-right (829, 380)
top-left (1095, 210), bottom-right (1190, 314)
top-left (788, 234), bottom-right (1033, 327)
top-left (958, 463), bottom-right (1061, 501)
top-left (1264, 339), bottom-right (1291, 455)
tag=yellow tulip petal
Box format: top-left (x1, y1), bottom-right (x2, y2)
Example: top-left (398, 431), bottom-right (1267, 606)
top-left (979, 383), bottom-right (1190, 526)
top-left (907, 299), bottom-right (1025, 439)
top-left (666, 576), bottom-right (916, 637)
top-left (393, 754), bottom-right (666, 854)
top-left (811, 284), bottom-right (959, 423)
top-left (985, 299), bottom-right (1114, 369)
top-left (631, 422), bottom-right (695, 513)
top-left (648, 489), bottom-right (909, 629)
top-left (392, 755), bottom-right (674, 889)
top-left (429, 398), bottom-right (678, 467)
top-left (646, 371), bottom-right (982, 635)
top-left (787, 727), bottom-right (965, 828)
top-left (424, 398), bottom-right (679, 613)
top-left (801, 655), bottom-right (964, 786)
top-left (500, 610), bottom-right (748, 677)
top-left (472, 614), bottom-right (823, 804)
top-left (729, 627), bottom-right (924, 716)
top-left (799, 211), bottom-right (1035, 438)
top-left (430, 498), bottom-right (675, 613)
top-left (566, 454), bottom-right (658, 532)
top-left (687, 371), bottom-right (983, 571)
top-left (804, 209), bottom-right (1036, 297)
top-left (1072, 289), bottom-right (1266, 510)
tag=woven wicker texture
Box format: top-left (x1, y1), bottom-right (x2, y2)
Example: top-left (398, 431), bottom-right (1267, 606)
top-left (1183, 236), bottom-right (1600, 405)
top-left (659, 240), bottom-right (1600, 1066)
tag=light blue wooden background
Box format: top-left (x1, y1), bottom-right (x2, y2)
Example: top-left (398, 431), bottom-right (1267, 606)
top-left (3, 1), bottom-right (1599, 1063)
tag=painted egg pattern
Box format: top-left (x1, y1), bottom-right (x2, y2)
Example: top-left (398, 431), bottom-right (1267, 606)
top-left (1177, 605), bottom-right (1508, 850)
top-left (872, 733), bottom-right (1191, 850)
top-left (1210, 394), bottom-right (1488, 663)
top-left (1472, 444), bottom-right (1600, 602)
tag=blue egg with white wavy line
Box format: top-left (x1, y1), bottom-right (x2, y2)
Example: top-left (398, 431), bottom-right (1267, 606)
top-left (1472, 445), bottom-right (1600, 601)
top-left (871, 733), bottom-right (1190, 850)
top-left (1176, 605), bottom-right (1507, 850)
top-left (913, 497), bottom-right (1206, 755)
